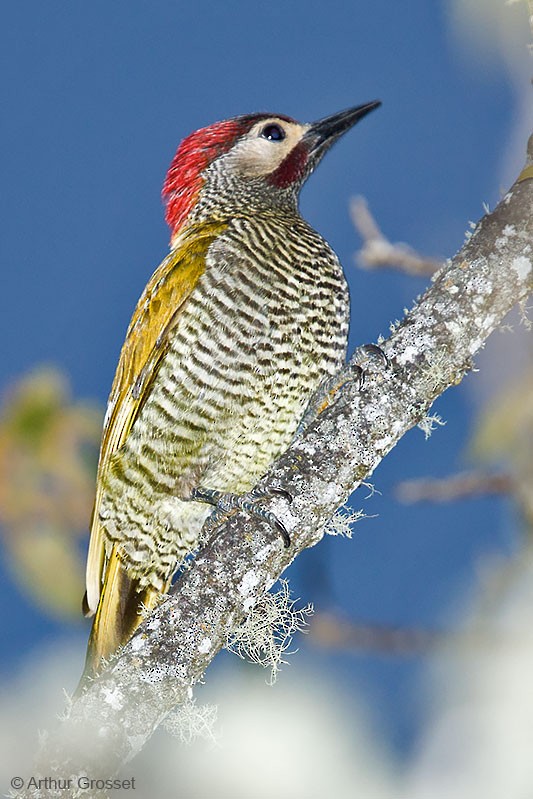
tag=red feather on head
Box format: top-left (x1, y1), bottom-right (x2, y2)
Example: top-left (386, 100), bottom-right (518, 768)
top-left (162, 113), bottom-right (298, 240)
top-left (162, 118), bottom-right (245, 239)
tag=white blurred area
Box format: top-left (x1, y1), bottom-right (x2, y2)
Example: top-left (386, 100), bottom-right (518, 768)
top-left (3, 552), bottom-right (533, 798)
top-left (405, 550), bottom-right (533, 799)
top-left (446, 0), bottom-right (533, 185)
top-left (444, 1), bottom-right (533, 410)
top-left (447, 0), bottom-right (531, 68)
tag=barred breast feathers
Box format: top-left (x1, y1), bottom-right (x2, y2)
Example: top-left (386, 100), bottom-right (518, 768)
top-left (90, 213), bottom-right (350, 605)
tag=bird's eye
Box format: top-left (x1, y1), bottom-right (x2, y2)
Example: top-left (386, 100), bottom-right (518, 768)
top-left (261, 124), bottom-right (286, 142)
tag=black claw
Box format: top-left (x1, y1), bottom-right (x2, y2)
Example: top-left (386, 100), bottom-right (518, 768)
top-left (343, 363), bottom-right (364, 390)
top-left (360, 343), bottom-right (389, 369)
top-left (192, 485), bottom-right (292, 549)
top-left (269, 487), bottom-right (293, 504)
top-left (274, 518), bottom-right (291, 548)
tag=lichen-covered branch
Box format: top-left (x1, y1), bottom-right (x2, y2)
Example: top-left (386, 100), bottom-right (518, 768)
top-left (27, 136), bottom-right (533, 796)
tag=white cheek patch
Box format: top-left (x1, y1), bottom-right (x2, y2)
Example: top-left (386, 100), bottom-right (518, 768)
top-left (226, 121), bottom-right (308, 179)
top-left (228, 137), bottom-right (292, 177)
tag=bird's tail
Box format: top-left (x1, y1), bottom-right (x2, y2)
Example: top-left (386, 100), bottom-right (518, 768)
top-left (77, 546), bottom-right (161, 691)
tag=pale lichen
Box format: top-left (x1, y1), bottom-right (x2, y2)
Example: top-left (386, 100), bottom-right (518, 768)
top-left (101, 685), bottom-right (124, 711)
top-left (418, 413), bottom-right (446, 439)
top-left (239, 570), bottom-right (260, 596)
top-left (324, 506), bottom-right (365, 538)
top-left (225, 580), bottom-right (313, 684)
top-left (162, 699), bottom-right (218, 745)
top-left (511, 255), bottom-right (532, 282)
top-left (198, 637), bottom-right (212, 654)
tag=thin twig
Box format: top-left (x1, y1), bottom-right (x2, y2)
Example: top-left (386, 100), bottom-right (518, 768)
top-left (396, 471), bottom-right (513, 504)
top-left (309, 611), bottom-right (533, 656)
top-left (310, 612), bottom-right (442, 654)
top-left (351, 196), bottom-right (443, 276)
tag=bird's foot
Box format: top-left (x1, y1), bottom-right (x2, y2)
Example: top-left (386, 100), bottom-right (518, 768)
top-left (191, 486), bottom-right (293, 548)
top-left (351, 343), bottom-right (389, 380)
top-left (296, 343), bottom-right (389, 435)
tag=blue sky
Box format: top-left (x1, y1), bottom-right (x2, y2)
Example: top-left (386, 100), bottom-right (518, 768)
top-left (0, 0), bottom-right (528, 759)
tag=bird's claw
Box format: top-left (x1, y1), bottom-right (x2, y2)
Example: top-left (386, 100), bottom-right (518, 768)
top-left (265, 486), bottom-right (293, 504)
top-left (296, 343), bottom-right (388, 434)
top-left (349, 344), bottom-right (388, 390)
top-left (351, 343), bottom-right (389, 373)
top-left (191, 486), bottom-right (292, 548)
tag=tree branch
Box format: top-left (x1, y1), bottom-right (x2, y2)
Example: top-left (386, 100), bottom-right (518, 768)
top-left (395, 470), bottom-right (513, 504)
top-left (28, 135), bottom-right (533, 795)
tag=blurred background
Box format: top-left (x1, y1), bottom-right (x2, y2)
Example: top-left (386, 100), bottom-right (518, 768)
top-left (1, 1), bottom-right (532, 797)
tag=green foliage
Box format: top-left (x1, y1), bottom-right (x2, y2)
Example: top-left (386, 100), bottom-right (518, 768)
top-left (0, 367), bottom-right (102, 617)
top-left (470, 374), bottom-right (533, 526)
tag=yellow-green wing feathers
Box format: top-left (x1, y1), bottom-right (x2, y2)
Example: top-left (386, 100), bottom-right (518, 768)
top-left (85, 223), bottom-right (226, 618)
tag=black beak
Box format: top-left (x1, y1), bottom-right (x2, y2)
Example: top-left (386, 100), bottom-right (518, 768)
top-left (303, 101), bottom-right (381, 161)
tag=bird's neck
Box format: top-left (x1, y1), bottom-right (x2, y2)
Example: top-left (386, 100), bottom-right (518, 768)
top-left (168, 168), bottom-right (301, 246)
top-left (169, 199), bottom-right (302, 250)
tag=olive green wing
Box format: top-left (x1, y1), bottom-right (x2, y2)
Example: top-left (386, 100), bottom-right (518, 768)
top-left (80, 222), bottom-right (227, 680)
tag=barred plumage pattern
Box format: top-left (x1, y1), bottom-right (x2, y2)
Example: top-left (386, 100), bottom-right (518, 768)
top-left (99, 213), bottom-right (349, 588)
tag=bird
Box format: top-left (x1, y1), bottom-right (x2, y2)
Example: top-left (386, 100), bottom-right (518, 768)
top-left (81, 101), bottom-right (381, 679)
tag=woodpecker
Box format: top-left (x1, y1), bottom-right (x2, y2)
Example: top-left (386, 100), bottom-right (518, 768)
top-left (82, 102), bottom-right (381, 678)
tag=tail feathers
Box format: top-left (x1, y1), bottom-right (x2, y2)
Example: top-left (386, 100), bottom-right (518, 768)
top-left (78, 547), bottom-right (161, 689)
